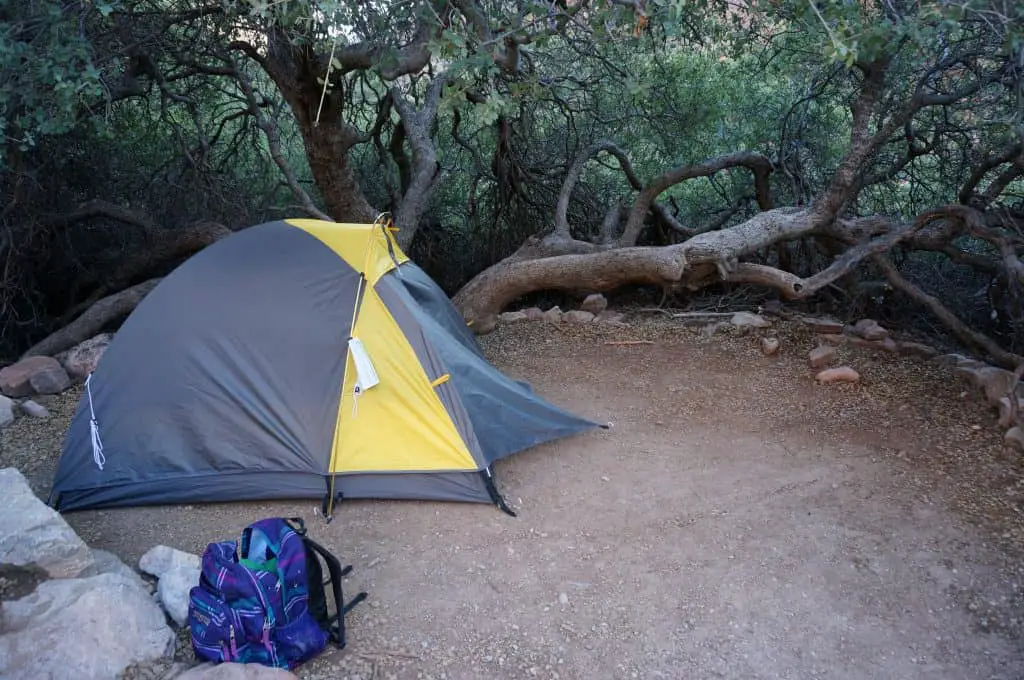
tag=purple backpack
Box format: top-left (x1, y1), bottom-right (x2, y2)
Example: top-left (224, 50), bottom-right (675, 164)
top-left (187, 517), bottom-right (366, 669)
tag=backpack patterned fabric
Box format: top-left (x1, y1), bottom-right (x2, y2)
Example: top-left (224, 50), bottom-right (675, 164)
top-left (188, 518), bottom-right (329, 669)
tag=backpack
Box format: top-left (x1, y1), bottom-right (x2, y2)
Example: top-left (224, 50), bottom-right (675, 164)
top-left (187, 517), bottom-right (367, 669)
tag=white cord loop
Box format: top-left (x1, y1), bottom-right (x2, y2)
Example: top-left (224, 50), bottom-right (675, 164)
top-left (85, 373), bottom-right (106, 471)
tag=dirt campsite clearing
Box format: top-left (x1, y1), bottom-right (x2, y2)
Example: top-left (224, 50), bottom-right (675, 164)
top-left (4, 316), bottom-right (1024, 680)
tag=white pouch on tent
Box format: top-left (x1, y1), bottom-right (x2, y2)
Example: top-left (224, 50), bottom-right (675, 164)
top-left (348, 337), bottom-right (379, 394)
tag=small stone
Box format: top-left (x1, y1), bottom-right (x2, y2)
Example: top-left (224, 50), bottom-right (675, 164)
top-left (730, 311), bottom-right (770, 328)
top-left (808, 345), bottom-right (836, 369)
top-left (541, 306), bottom-right (563, 323)
top-left (760, 337), bottom-right (780, 356)
top-left (522, 307), bottom-right (544, 320)
top-left (802, 317), bottom-right (844, 334)
top-left (853, 319), bottom-right (888, 341)
top-left (579, 294), bottom-right (608, 315)
top-left (563, 310), bottom-right (595, 324)
top-left (815, 366), bottom-right (860, 384)
top-left (1005, 427), bottom-right (1024, 452)
top-left (139, 545), bottom-right (201, 579)
top-left (558, 592), bottom-right (569, 605)
top-left (0, 395), bottom-right (13, 428)
top-left (499, 311), bottom-right (528, 323)
top-left (18, 400), bottom-right (50, 418)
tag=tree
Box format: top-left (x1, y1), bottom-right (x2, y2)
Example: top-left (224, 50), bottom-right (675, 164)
top-left (450, 1), bottom-right (1024, 368)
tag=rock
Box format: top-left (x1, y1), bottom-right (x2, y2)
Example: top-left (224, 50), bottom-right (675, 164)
top-left (499, 311), bottom-right (528, 323)
top-left (176, 662), bottom-right (299, 679)
top-left (802, 317), bottom-right (844, 334)
top-left (815, 366), bottom-right (860, 384)
top-left (76, 548), bottom-right (146, 587)
top-left (27, 362), bottom-right (71, 395)
top-left (730, 311), bottom-right (770, 328)
top-left (139, 545), bottom-right (201, 580)
top-left (0, 356), bottom-right (65, 398)
top-left (55, 333), bottom-right (113, 381)
top-left (853, 318), bottom-right (888, 341)
top-left (954, 364), bottom-right (1021, 405)
top-left (1006, 427), bottom-right (1024, 452)
top-left (558, 592), bottom-right (569, 605)
top-left (808, 345), bottom-right (836, 369)
top-left (522, 307), bottom-right (545, 320)
top-left (579, 293), bottom-right (608, 315)
top-left (0, 571), bottom-right (175, 679)
top-left (997, 397), bottom-right (1024, 429)
top-left (897, 341), bottom-right (938, 359)
top-left (0, 395), bottom-right (13, 428)
top-left (156, 565), bottom-right (200, 626)
top-left (18, 399), bottom-right (49, 418)
top-left (541, 306), bottom-right (563, 323)
top-left (563, 310), bottom-right (595, 324)
top-left (0, 467), bottom-right (94, 579)
top-left (760, 337), bottom-right (780, 356)
top-left (595, 310), bottom-right (625, 325)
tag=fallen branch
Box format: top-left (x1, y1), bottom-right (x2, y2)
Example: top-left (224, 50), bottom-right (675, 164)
top-left (870, 254), bottom-right (1022, 369)
top-left (605, 340), bottom-right (654, 345)
top-left (22, 278), bottom-right (162, 359)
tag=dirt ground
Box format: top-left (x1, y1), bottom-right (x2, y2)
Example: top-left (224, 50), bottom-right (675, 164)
top-left (4, 315), bottom-right (1024, 679)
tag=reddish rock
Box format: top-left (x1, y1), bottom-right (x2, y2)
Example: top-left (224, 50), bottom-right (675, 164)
top-left (815, 366), bottom-right (860, 384)
top-left (803, 317), bottom-right (844, 334)
top-left (761, 337), bottom-right (780, 356)
top-left (853, 318), bottom-right (888, 341)
top-left (563, 310), bottom-right (595, 323)
top-left (579, 294), bottom-right (608, 315)
top-left (0, 356), bottom-right (67, 398)
top-left (809, 345), bottom-right (836, 369)
top-left (55, 333), bottom-right (113, 380)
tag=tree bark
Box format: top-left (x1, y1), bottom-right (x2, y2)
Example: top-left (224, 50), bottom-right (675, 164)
top-left (22, 278), bottom-right (162, 359)
top-left (452, 207), bottom-right (812, 330)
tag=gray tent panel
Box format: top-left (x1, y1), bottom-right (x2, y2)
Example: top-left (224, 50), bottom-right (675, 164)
top-left (379, 265), bottom-right (601, 466)
top-left (52, 221), bottom-right (360, 511)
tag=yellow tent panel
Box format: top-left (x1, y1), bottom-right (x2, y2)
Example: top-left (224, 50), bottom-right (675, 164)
top-left (287, 217), bottom-right (409, 285)
top-left (328, 286), bottom-right (476, 474)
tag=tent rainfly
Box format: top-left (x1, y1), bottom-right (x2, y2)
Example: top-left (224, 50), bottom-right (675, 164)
top-left (48, 218), bottom-right (600, 516)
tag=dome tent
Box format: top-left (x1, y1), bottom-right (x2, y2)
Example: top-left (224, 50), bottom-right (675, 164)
top-left (49, 218), bottom-right (600, 515)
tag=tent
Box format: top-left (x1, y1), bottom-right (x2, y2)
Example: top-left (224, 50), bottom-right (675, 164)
top-left (49, 218), bottom-right (600, 514)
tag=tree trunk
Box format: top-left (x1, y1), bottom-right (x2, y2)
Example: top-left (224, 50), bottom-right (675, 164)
top-left (22, 278), bottom-right (162, 359)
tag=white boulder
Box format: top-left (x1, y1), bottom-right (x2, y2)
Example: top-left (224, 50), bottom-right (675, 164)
top-left (0, 571), bottom-right (175, 679)
top-left (0, 468), bottom-right (94, 578)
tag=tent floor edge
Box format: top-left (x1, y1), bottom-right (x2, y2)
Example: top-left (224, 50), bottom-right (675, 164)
top-left (482, 467), bottom-right (517, 517)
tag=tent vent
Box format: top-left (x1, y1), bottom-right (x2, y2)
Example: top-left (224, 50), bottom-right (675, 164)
top-left (348, 337), bottom-right (379, 394)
